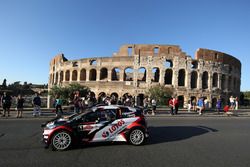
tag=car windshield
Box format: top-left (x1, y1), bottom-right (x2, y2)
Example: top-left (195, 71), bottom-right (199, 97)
top-left (63, 108), bottom-right (93, 122)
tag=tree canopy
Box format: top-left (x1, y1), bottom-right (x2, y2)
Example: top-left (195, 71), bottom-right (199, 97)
top-left (146, 85), bottom-right (173, 105)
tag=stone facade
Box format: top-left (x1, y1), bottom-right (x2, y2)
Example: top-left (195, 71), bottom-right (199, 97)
top-left (48, 44), bottom-right (241, 108)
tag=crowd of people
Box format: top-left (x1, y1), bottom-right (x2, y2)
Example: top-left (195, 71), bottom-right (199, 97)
top-left (0, 90), bottom-right (241, 118)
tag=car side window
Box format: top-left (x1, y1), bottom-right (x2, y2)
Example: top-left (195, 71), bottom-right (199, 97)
top-left (83, 112), bottom-right (98, 123)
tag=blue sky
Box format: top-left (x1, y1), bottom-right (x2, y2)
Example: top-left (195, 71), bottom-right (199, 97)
top-left (0, 0), bottom-right (249, 91)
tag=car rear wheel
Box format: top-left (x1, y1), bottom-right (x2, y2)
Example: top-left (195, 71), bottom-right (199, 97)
top-left (129, 129), bottom-right (145, 146)
top-left (51, 131), bottom-right (72, 151)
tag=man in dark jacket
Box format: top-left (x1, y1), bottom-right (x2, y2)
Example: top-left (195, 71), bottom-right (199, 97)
top-left (33, 93), bottom-right (41, 117)
top-left (2, 92), bottom-right (12, 117)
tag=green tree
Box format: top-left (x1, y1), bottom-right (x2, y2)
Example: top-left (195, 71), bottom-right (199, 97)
top-left (146, 85), bottom-right (173, 105)
top-left (49, 83), bottom-right (90, 103)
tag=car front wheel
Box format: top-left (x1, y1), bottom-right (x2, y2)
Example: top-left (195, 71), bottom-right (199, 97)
top-left (129, 129), bottom-right (145, 146)
top-left (51, 131), bottom-right (72, 151)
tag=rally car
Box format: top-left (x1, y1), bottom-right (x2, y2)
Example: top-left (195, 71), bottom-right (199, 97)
top-left (42, 105), bottom-right (149, 151)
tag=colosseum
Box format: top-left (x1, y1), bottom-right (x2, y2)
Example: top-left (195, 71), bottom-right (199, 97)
top-left (48, 44), bottom-right (241, 108)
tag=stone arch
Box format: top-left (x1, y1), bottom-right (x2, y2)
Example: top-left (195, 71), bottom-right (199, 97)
top-left (212, 73), bottom-right (218, 87)
top-left (191, 61), bottom-right (198, 69)
top-left (124, 67), bottom-right (134, 81)
top-left (221, 74), bottom-right (226, 90)
top-left (164, 59), bottom-right (173, 68)
top-left (80, 69), bottom-right (86, 81)
top-left (100, 67), bottom-right (108, 80)
top-left (191, 71), bottom-right (198, 88)
top-left (165, 69), bottom-right (173, 85)
top-left (60, 71), bottom-right (64, 82)
top-left (72, 70), bottom-right (78, 81)
top-left (137, 67), bottom-right (146, 82)
top-left (178, 95), bottom-right (184, 108)
top-left (111, 67), bottom-right (120, 81)
top-left (212, 98), bottom-right (217, 108)
top-left (55, 72), bottom-right (58, 84)
top-left (202, 71), bottom-right (208, 89)
top-left (65, 70), bottom-right (70, 81)
top-left (178, 69), bottom-right (185, 86)
top-left (90, 60), bottom-right (97, 65)
top-left (89, 69), bottom-right (97, 81)
top-left (152, 67), bottom-right (160, 82)
top-left (228, 76), bottom-right (232, 90)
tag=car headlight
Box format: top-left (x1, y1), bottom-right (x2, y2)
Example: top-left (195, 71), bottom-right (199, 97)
top-left (46, 122), bottom-right (56, 129)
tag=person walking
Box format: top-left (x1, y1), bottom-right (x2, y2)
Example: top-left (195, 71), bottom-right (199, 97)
top-left (169, 97), bottom-right (178, 115)
top-left (1, 92), bottom-right (12, 117)
top-left (33, 93), bottom-right (41, 117)
top-left (55, 95), bottom-right (63, 117)
top-left (235, 97), bottom-right (239, 110)
top-left (197, 97), bottom-right (205, 115)
top-left (187, 99), bottom-right (192, 112)
top-left (216, 97), bottom-right (222, 114)
top-left (16, 94), bottom-right (25, 118)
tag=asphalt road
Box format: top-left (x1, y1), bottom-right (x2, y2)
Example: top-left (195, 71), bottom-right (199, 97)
top-left (0, 117), bottom-right (250, 167)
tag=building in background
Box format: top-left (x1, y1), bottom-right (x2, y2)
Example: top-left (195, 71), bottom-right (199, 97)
top-left (48, 44), bottom-right (241, 108)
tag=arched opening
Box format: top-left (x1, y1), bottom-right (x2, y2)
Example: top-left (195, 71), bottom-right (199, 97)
top-left (154, 47), bottom-right (159, 55)
top-left (80, 69), bottom-right (86, 81)
top-left (55, 72), bottom-right (58, 84)
top-left (60, 71), bottom-right (64, 82)
top-left (152, 67), bottom-right (160, 82)
top-left (228, 76), bottom-right (232, 90)
top-left (98, 92), bottom-right (106, 104)
top-left (191, 61), bottom-right (198, 69)
top-left (178, 69), bottom-right (185, 86)
top-left (191, 71), bottom-right (198, 88)
top-left (202, 71), bottom-right (208, 89)
top-left (221, 74), bottom-right (226, 90)
top-left (90, 60), bottom-right (97, 65)
top-left (72, 70), bottom-right (78, 81)
top-left (124, 67), bottom-right (134, 81)
top-left (111, 68), bottom-right (120, 81)
top-left (137, 94), bottom-right (145, 107)
top-left (165, 69), bottom-right (173, 85)
top-left (164, 59), bottom-right (173, 68)
top-left (212, 98), bottom-right (217, 108)
top-left (212, 73), bottom-right (218, 87)
top-left (65, 70), bottom-right (70, 81)
top-left (137, 67), bottom-right (146, 82)
top-left (100, 68), bottom-right (108, 80)
top-left (89, 69), bottom-right (97, 81)
top-left (178, 95), bottom-right (184, 108)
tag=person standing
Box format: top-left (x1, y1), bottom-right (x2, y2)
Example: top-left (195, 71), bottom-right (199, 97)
top-left (73, 91), bottom-right (80, 114)
top-left (229, 96), bottom-right (235, 110)
top-left (33, 93), bottom-right (41, 117)
top-left (235, 97), bottom-right (239, 110)
top-left (55, 95), bottom-right (63, 117)
top-left (16, 94), bottom-right (25, 118)
top-left (187, 99), bottom-right (192, 112)
top-left (151, 98), bottom-right (157, 115)
top-left (169, 97), bottom-right (178, 115)
top-left (1, 92), bottom-right (12, 117)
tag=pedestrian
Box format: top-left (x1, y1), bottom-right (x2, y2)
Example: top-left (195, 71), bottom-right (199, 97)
top-left (169, 96), bottom-right (178, 115)
top-left (1, 92), bottom-right (12, 117)
top-left (33, 93), bottom-right (41, 117)
top-left (229, 96), bottom-right (235, 110)
top-left (73, 91), bottom-right (80, 114)
top-left (55, 95), bottom-right (63, 117)
top-left (192, 98), bottom-right (197, 112)
top-left (16, 94), bottom-right (25, 118)
top-left (187, 100), bottom-right (192, 112)
top-left (197, 97), bottom-right (205, 115)
top-left (216, 97), bottom-right (222, 114)
top-left (143, 97), bottom-right (149, 115)
top-left (151, 98), bottom-right (157, 115)
top-left (235, 97), bottom-right (239, 110)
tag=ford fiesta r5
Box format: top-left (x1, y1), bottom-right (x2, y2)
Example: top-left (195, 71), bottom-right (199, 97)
top-left (42, 105), bottom-right (149, 151)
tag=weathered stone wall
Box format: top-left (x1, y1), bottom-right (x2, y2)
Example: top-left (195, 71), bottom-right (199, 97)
top-left (48, 44), bottom-right (241, 108)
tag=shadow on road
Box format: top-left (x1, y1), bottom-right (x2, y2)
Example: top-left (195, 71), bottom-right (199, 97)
top-left (148, 125), bottom-right (218, 145)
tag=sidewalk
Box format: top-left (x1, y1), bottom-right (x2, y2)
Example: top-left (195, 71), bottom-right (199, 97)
top-left (0, 107), bottom-right (250, 119)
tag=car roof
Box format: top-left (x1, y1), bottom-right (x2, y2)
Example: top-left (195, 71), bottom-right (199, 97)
top-left (92, 105), bottom-right (137, 112)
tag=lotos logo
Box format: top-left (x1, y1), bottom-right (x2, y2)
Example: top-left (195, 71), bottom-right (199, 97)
top-left (102, 119), bottom-right (125, 138)
top-left (102, 131), bottom-right (110, 138)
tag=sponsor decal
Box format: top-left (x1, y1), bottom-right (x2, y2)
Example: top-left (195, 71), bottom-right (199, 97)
top-left (78, 125), bottom-right (94, 131)
top-left (102, 119), bottom-right (125, 138)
